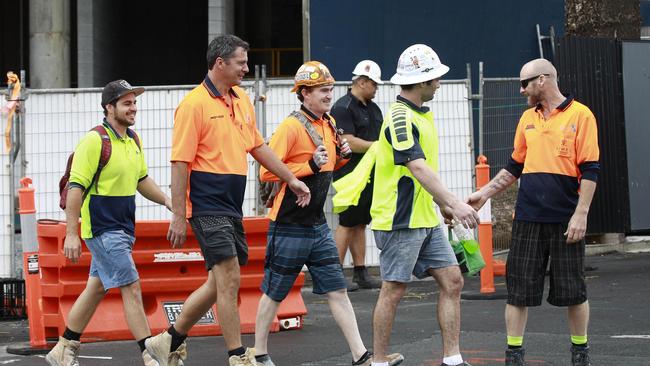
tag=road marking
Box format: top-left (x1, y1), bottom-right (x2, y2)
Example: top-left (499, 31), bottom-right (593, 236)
top-left (37, 355), bottom-right (113, 360)
top-left (611, 335), bottom-right (650, 339)
top-left (0, 360), bottom-right (21, 364)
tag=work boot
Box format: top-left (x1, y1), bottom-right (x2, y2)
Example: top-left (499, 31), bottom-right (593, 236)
top-left (571, 345), bottom-right (591, 366)
top-left (505, 348), bottom-right (526, 366)
top-left (346, 277), bottom-right (360, 292)
top-left (142, 349), bottom-right (160, 366)
top-left (145, 331), bottom-right (187, 366)
top-left (229, 347), bottom-right (262, 366)
top-left (45, 337), bottom-right (81, 366)
top-left (353, 267), bottom-right (382, 289)
top-left (387, 353), bottom-right (405, 365)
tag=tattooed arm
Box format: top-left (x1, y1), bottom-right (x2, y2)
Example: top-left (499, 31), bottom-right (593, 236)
top-left (465, 169), bottom-right (517, 211)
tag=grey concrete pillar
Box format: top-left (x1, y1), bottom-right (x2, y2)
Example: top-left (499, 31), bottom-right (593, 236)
top-left (29, 0), bottom-right (70, 88)
top-left (208, 0), bottom-right (235, 42)
top-left (76, 0), bottom-right (94, 87)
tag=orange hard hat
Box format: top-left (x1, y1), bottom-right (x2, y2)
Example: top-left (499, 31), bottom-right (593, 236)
top-left (291, 61), bottom-right (335, 92)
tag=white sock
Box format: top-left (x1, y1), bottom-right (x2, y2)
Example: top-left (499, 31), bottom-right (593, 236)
top-left (443, 354), bottom-right (464, 365)
top-left (371, 363), bottom-right (389, 366)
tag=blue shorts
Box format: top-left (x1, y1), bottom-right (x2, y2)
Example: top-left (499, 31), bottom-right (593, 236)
top-left (373, 225), bottom-right (458, 283)
top-left (261, 222), bottom-right (346, 302)
top-left (86, 230), bottom-right (139, 290)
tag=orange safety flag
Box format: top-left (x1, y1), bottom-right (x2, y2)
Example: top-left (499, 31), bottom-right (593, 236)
top-left (2, 72), bottom-right (21, 153)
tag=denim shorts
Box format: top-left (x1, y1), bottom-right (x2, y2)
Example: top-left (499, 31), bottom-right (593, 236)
top-left (373, 225), bottom-right (458, 283)
top-left (261, 222), bottom-right (346, 302)
top-left (86, 230), bottom-right (139, 290)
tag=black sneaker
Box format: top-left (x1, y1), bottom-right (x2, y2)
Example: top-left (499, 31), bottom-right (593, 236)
top-left (505, 348), bottom-right (526, 366)
top-left (571, 345), bottom-right (591, 366)
top-left (440, 362), bottom-right (472, 366)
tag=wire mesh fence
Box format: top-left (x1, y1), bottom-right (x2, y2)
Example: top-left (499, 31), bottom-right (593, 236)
top-left (0, 278), bottom-right (26, 320)
top-left (0, 78), bottom-right (474, 274)
top-left (481, 78), bottom-right (528, 251)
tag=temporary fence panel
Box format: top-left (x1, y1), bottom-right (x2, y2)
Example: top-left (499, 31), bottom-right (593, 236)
top-left (480, 78), bottom-right (527, 252)
top-left (6, 79), bottom-right (473, 269)
top-left (0, 150), bottom-right (11, 277)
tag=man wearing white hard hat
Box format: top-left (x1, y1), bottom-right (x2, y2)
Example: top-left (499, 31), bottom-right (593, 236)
top-left (331, 60), bottom-right (384, 292)
top-left (370, 44), bottom-right (479, 366)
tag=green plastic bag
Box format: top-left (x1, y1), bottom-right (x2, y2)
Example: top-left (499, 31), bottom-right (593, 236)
top-left (449, 228), bottom-right (486, 277)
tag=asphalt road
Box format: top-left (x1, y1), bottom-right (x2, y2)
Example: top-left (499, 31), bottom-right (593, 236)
top-left (1, 252), bottom-right (649, 365)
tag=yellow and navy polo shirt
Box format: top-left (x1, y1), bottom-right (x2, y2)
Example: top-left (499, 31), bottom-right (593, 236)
top-left (171, 75), bottom-right (263, 219)
top-left (505, 96), bottom-right (600, 223)
top-left (371, 96), bottom-right (441, 231)
top-left (69, 121), bottom-right (148, 239)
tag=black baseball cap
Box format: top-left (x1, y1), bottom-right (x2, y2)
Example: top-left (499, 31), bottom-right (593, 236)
top-left (101, 79), bottom-right (145, 107)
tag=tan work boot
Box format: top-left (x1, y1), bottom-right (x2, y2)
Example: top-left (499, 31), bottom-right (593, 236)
top-left (45, 337), bottom-right (81, 366)
top-left (145, 331), bottom-right (187, 366)
top-left (142, 349), bottom-right (160, 366)
top-left (228, 347), bottom-right (262, 366)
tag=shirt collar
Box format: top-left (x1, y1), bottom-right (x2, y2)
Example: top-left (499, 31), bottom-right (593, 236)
top-left (202, 74), bottom-right (239, 99)
top-left (347, 89), bottom-right (367, 107)
top-left (300, 104), bottom-right (331, 121)
top-left (535, 93), bottom-right (574, 112)
top-left (102, 118), bottom-right (123, 139)
top-left (396, 95), bottom-right (430, 113)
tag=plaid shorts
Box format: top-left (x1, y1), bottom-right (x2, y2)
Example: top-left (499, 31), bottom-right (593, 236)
top-left (507, 220), bottom-right (587, 307)
top-left (261, 222), bottom-right (346, 301)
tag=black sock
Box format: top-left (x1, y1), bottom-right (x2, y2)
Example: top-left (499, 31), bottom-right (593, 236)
top-left (255, 354), bottom-right (270, 361)
top-left (62, 327), bottom-right (82, 342)
top-left (137, 337), bottom-right (150, 352)
top-left (353, 266), bottom-right (366, 272)
top-left (508, 345), bottom-right (522, 349)
top-left (167, 326), bottom-right (187, 352)
top-left (572, 342), bottom-right (588, 348)
top-left (228, 346), bottom-right (246, 357)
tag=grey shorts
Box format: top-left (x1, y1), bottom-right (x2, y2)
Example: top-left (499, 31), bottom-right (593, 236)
top-left (87, 230), bottom-right (139, 290)
top-left (189, 215), bottom-right (248, 270)
top-left (373, 225), bottom-right (458, 283)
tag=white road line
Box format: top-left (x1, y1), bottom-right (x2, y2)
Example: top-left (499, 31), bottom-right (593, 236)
top-left (611, 335), bottom-right (650, 339)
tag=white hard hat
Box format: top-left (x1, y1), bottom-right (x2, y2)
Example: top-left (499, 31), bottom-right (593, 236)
top-left (390, 44), bottom-right (449, 85)
top-left (352, 60), bottom-right (383, 84)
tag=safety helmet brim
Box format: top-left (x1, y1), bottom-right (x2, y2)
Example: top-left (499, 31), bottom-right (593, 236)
top-left (390, 63), bottom-right (449, 85)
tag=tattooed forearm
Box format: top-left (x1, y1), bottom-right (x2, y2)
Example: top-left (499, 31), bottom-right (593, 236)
top-left (484, 169), bottom-right (516, 196)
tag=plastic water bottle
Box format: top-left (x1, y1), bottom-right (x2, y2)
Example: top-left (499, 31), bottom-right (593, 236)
top-left (451, 220), bottom-right (480, 251)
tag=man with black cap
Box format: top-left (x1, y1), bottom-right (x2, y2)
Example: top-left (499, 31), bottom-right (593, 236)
top-left (46, 79), bottom-right (172, 366)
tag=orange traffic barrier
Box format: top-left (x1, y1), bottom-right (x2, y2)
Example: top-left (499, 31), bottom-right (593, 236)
top-left (475, 155), bottom-right (499, 294)
top-left (27, 217), bottom-right (307, 344)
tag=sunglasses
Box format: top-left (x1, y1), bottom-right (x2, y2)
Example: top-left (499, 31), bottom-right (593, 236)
top-left (520, 74), bottom-right (550, 88)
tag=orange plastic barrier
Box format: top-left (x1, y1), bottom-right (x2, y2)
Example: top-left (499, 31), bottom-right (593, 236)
top-left (18, 178), bottom-right (48, 348)
top-left (29, 217), bottom-right (307, 345)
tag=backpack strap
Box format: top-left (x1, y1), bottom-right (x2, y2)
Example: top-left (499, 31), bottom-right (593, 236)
top-left (82, 125), bottom-right (112, 202)
top-left (289, 110), bottom-right (324, 147)
top-left (125, 128), bottom-right (142, 151)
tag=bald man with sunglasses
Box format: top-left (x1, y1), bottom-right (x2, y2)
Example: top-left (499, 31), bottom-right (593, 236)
top-left (466, 59), bottom-right (599, 366)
